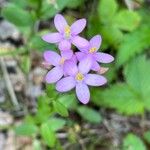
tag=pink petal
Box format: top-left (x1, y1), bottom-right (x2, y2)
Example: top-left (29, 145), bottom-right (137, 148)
top-left (45, 66), bottom-right (63, 83)
top-left (75, 52), bottom-right (85, 61)
top-left (94, 52), bottom-right (114, 63)
top-left (72, 36), bottom-right (89, 49)
top-left (91, 61), bottom-right (100, 71)
top-left (56, 77), bottom-right (76, 92)
top-left (76, 83), bottom-right (90, 104)
top-left (79, 56), bottom-right (92, 74)
top-left (54, 14), bottom-right (68, 33)
top-left (85, 74), bottom-right (107, 86)
top-left (42, 33), bottom-right (62, 43)
top-left (61, 50), bottom-right (73, 59)
top-left (63, 60), bottom-right (78, 76)
top-left (90, 35), bottom-right (102, 51)
top-left (71, 19), bottom-right (86, 35)
top-left (58, 40), bottom-right (71, 51)
top-left (43, 51), bottom-right (61, 66)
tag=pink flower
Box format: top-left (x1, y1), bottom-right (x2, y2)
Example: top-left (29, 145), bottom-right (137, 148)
top-left (56, 61), bottom-right (107, 104)
top-left (44, 51), bottom-right (76, 83)
top-left (42, 14), bottom-right (88, 52)
top-left (76, 35), bottom-right (114, 71)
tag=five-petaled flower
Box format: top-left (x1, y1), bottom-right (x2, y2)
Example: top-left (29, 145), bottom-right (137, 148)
top-left (76, 35), bottom-right (114, 71)
top-left (42, 14), bottom-right (88, 53)
top-left (42, 14), bottom-right (114, 104)
top-left (56, 61), bottom-right (107, 104)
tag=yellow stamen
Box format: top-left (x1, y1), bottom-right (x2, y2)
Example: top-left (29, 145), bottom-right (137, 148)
top-left (64, 26), bottom-right (71, 37)
top-left (59, 57), bottom-right (65, 64)
top-left (75, 73), bottom-right (84, 81)
top-left (89, 47), bottom-right (96, 53)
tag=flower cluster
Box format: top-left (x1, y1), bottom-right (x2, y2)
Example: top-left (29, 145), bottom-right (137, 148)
top-left (42, 14), bottom-right (114, 104)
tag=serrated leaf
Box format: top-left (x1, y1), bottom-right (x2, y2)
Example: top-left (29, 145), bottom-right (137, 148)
top-left (53, 101), bottom-right (69, 117)
top-left (77, 106), bottom-right (102, 123)
top-left (92, 84), bottom-right (144, 115)
top-left (47, 118), bottom-right (66, 131)
top-left (98, 0), bottom-right (118, 23)
top-left (122, 134), bottom-right (146, 150)
top-left (114, 10), bottom-right (141, 31)
top-left (124, 55), bottom-right (150, 110)
top-left (41, 123), bottom-right (56, 148)
top-left (15, 123), bottom-right (37, 136)
top-left (2, 4), bottom-right (33, 26)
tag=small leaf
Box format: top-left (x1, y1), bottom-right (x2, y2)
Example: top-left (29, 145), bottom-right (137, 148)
top-left (114, 10), bottom-right (141, 31)
top-left (47, 118), bottom-right (66, 131)
top-left (41, 123), bottom-right (56, 148)
top-left (58, 94), bottom-right (78, 109)
top-left (98, 0), bottom-right (118, 23)
top-left (77, 106), bottom-right (102, 124)
top-left (2, 4), bottom-right (33, 26)
top-left (122, 133), bottom-right (146, 150)
top-left (20, 56), bottom-right (31, 74)
top-left (33, 139), bottom-right (42, 150)
top-left (15, 123), bottom-right (37, 136)
top-left (53, 101), bottom-right (69, 117)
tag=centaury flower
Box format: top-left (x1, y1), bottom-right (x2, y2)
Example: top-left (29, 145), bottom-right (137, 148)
top-left (56, 61), bottom-right (107, 104)
top-left (76, 35), bottom-right (114, 71)
top-left (44, 51), bottom-right (76, 83)
top-left (42, 14), bottom-right (88, 51)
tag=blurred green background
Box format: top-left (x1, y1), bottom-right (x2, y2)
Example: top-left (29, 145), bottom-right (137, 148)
top-left (0, 0), bottom-right (150, 149)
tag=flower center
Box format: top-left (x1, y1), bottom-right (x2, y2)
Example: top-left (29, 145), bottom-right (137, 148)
top-left (64, 26), bottom-right (71, 38)
top-left (75, 73), bottom-right (84, 81)
top-left (89, 47), bottom-right (96, 53)
top-left (59, 57), bottom-right (65, 65)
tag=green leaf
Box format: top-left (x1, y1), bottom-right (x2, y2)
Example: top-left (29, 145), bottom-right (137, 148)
top-left (122, 133), bottom-right (146, 150)
top-left (114, 10), bottom-right (141, 31)
top-left (15, 123), bottom-right (37, 136)
top-left (67, 0), bottom-right (84, 8)
top-left (20, 56), bottom-right (31, 74)
top-left (124, 55), bottom-right (150, 110)
top-left (2, 4), bottom-right (33, 26)
top-left (117, 10), bottom-right (150, 66)
top-left (53, 101), bottom-right (69, 117)
top-left (47, 118), bottom-right (66, 131)
top-left (144, 131), bottom-right (150, 144)
top-left (98, 0), bottom-right (118, 23)
top-left (77, 106), bottom-right (102, 123)
top-left (58, 94), bottom-right (78, 109)
top-left (29, 34), bottom-right (57, 52)
top-left (92, 83), bottom-right (144, 115)
top-left (41, 123), bottom-right (56, 148)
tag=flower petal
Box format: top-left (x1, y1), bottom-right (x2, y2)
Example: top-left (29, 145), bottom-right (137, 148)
top-left (85, 74), bottom-right (107, 86)
top-left (58, 40), bottom-right (71, 51)
top-left (43, 51), bottom-right (61, 66)
top-left (91, 61), bottom-right (100, 71)
top-left (90, 35), bottom-right (102, 51)
top-left (61, 50), bottom-right (73, 59)
top-left (42, 33), bottom-right (62, 43)
top-left (75, 52), bottom-right (85, 61)
top-left (54, 14), bottom-right (68, 33)
top-left (71, 19), bottom-right (86, 35)
top-left (76, 83), bottom-right (90, 104)
top-left (45, 66), bottom-right (63, 83)
top-left (94, 52), bottom-right (114, 63)
top-left (63, 59), bottom-right (78, 76)
top-left (56, 77), bottom-right (76, 92)
top-left (79, 56), bottom-right (92, 74)
top-left (72, 36), bottom-right (89, 49)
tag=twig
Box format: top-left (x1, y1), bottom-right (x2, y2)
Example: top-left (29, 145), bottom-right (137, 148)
top-left (0, 57), bottom-right (20, 110)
